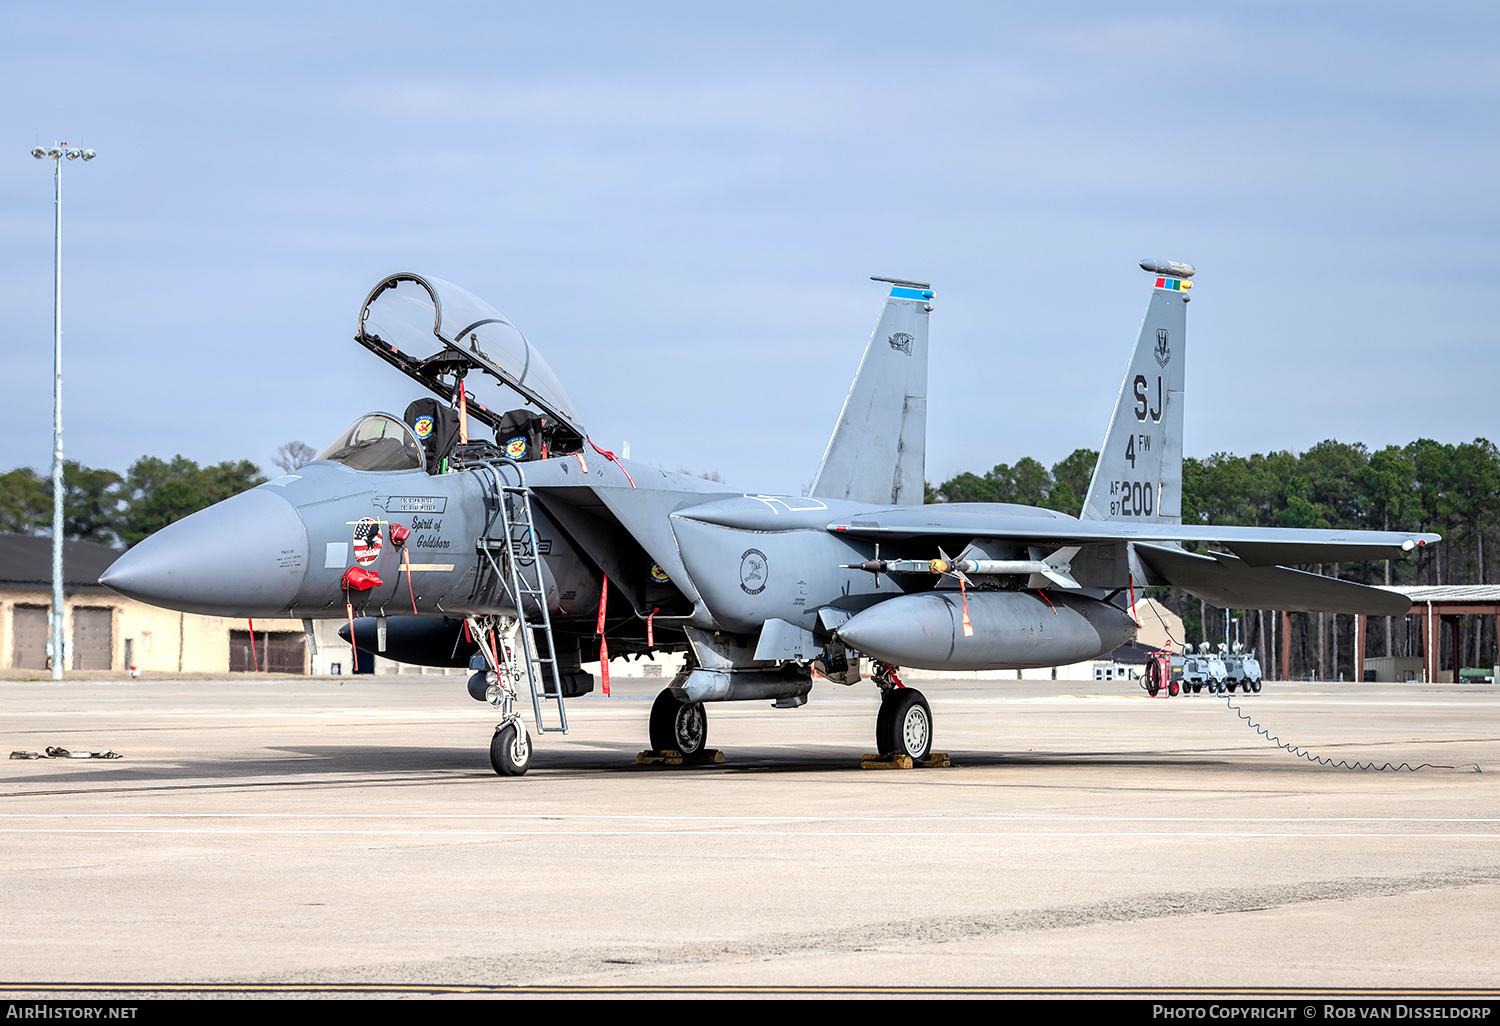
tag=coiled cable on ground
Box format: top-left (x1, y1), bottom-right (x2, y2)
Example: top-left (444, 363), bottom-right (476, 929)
top-left (1222, 694), bottom-right (1452, 771)
top-left (1137, 596), bottom-right (1452, 771)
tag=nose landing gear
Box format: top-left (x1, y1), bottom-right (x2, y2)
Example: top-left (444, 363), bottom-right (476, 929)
top-left (470, 614), bottom-right (534, 777)
top-left (491, 721), bottom-right (532, 776)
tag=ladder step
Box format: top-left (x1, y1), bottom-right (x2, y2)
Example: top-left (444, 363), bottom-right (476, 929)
top-left (486, 466), bottom-right (570, 735)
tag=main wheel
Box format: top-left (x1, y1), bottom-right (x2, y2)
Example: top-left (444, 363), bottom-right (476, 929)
top-left (649, 688), bottom-right (709, 759)
top-left (877, 689), bottom-right (932, 761)
top-left (490, 722), bottom-right (532, 776)
top-left (875, 694), bottom-right (895, 750)
top-left (1251, 679), bottom-right (1262, 693)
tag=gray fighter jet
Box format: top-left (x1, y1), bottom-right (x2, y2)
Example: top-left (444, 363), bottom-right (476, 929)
top-left (101, 264), bottom-right (1437, 775)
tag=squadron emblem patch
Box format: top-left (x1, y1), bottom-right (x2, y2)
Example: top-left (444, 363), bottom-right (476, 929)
top-left (413, 415), bottom-right (434, 440)
top-left (1154, 328), bottom-right (1171, 368)
top-left (649, 563), bottom-right (670, 583)
top-left (739, 548), bottom-right (768, 595)
top-left (888, 332), bottom-right (913, 356)
top-left (505, 436), bottom-right (527, 459)
top-left (352, 518), bottom-right (383, 566)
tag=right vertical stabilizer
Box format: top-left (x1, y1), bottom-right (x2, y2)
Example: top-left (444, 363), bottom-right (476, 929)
top-left (809, 279), bottom-right (932, 507)
top-left (1080, 262), bottom-right (1191, 524)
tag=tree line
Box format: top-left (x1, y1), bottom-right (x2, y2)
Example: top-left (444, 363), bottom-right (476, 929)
top-left (0, 458), bottom-right (266, 548)
top-left (0, 443), bottom-right (314, 548)
top-left (927, 438), bottom-right (1500, 679)
top-left (5, 437), bottom-right (1494, 678)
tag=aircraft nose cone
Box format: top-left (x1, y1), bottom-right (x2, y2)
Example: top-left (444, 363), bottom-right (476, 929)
top-left (100, 488), bottom-right (310, 616)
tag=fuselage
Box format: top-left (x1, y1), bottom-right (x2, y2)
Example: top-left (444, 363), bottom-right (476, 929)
top-left (101, 449), bottom-right (1138, 672)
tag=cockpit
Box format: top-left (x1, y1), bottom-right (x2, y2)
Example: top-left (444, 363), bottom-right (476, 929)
top-left (352, 273), bottom-right (586, 475)
top-left (315, 414), bottom-right (425, 472)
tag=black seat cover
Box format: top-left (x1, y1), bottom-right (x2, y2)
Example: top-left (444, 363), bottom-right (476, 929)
top-left (404, 399), bottom-right (461, 472)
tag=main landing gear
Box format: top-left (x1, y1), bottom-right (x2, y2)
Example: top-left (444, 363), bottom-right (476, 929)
top-left (872, 661), bottom-right (933, 762)
top-left (650, 688), bottom-right (711, 761)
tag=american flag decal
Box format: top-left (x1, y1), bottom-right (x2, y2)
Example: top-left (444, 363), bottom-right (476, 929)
top-left (352, 518), bottom-right (383, 566)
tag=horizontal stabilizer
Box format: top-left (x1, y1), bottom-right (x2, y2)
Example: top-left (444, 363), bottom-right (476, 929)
top-left (1134, 542), bottom-right (1412, 615)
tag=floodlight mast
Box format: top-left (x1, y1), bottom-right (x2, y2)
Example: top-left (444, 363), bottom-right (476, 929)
top-left (31, 142), bottom-right (96, 679)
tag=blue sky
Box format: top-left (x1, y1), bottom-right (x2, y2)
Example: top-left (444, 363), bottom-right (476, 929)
top-left (2, 2), bottom-right (1496, 496)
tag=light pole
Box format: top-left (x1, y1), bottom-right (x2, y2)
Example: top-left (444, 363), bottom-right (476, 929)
top-left (30, 142), bottom-right (96, 679)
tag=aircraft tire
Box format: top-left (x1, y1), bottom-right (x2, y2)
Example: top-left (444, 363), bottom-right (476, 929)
top-left (877, 689), bottom-right (932, 762)
top-left (875, 692), bottom-right (898, 754)
top-left (490, 722), bottom-right (531, 777)
top-left (649, 688), bottom-right (709, 760)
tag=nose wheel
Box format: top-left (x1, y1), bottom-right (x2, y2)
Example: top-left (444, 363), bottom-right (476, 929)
top-left (490, 720), bottom-right (532, 776)
top-left (876, 688), bottom-right (932, 761)
top-left (650, 688), bottom-right (710, 760)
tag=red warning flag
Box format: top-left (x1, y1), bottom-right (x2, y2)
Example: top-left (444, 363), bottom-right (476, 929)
top-left (597, 576), bottom-right (610, 696)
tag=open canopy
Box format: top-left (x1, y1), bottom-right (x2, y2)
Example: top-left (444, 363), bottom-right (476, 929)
top-left (355, 273), bottom-right (584, 443)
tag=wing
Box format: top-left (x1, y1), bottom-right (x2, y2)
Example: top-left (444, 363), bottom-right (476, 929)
top-left (824, 505), bottom-right (1437, 615)
top-left (826, 506), bottom-right (1436, 564)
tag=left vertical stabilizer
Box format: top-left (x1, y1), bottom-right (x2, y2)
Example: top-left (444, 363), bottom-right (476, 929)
top-left (809, 279), bottom-right (931, 506)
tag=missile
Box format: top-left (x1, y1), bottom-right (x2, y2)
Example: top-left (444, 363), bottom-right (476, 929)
top-left (1139, 258), bottom-right (1196, 278)
top-left (843, 547), bottom-right (1082, 589)
top-left (835, 590), bottom-right (1135, 671)
top-left (841, 558), bottom-right (943, 575)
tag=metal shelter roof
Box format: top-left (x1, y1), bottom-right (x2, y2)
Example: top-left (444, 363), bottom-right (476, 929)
top-left (0, 535), bottom-right (121, 591)
top-left (1378, 585), bottom-right (1500, 604)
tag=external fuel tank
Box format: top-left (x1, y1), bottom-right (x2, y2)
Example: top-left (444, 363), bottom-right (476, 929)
top-left (835, 590), bottom-right (1136, 671)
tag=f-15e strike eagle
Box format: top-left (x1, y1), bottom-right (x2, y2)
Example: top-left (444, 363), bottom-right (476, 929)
top-left (101, 263), bottom-right (1437, 775)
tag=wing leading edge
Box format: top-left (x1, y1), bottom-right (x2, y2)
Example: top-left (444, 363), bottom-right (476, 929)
top-left (826, 507), bottom-right (1438, 563)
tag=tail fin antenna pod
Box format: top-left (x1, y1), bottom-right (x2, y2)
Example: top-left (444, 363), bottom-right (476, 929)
top-left (809, 278), bottom-right (932, 507)
top-left (1080, 262), bottom-right (1191, 524)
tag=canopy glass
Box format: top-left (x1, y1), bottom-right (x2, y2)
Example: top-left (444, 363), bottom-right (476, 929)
top-left (357, 273), bottom-right (582, 434)
top-left (315, 413), bottom-right (425, 472)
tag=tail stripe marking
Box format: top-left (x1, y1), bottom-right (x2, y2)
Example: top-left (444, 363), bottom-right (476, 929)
top-left (888, 286), bottom-right (936, 301)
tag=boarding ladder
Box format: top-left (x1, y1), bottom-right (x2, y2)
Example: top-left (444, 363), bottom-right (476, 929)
top-left (475, 458), bottom-right (569, 734)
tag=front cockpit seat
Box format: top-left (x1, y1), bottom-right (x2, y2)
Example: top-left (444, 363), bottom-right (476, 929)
top-left (404, 399), bottom-right (461, 474)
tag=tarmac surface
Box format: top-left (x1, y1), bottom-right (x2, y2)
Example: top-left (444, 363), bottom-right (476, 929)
top-left (1, 674), bottom-right (1497, 998)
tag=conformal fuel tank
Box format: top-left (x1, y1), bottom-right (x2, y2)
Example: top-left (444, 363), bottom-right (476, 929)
top-left (835, 590), bottom-right (1136, 671)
